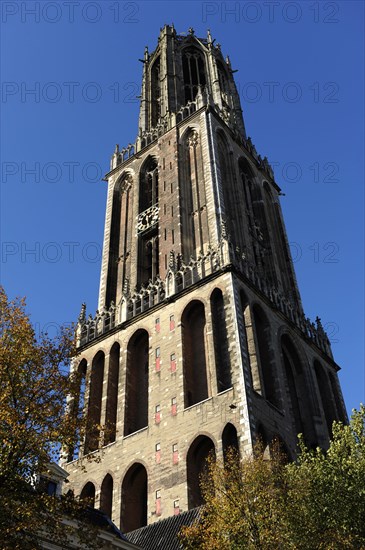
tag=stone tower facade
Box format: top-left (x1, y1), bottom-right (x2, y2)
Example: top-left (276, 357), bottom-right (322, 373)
top-left (63, 26), bottom-right (347, 533)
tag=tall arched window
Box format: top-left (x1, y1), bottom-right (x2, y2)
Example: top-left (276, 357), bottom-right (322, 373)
top-left (329, 371), bottom-right (347, 423)
top-left (124, 330), bottom-right (149, 436)
top-left (187, 435), bottom-right (215, 509)
top-left (121, 463), bottom-right (147, 532)
top-left (106, 173), bottom-right (133, 306)
top-left (314, 360), bottom-right (337, 435)
top-left (210, 289), bottom-right (231, 392)
top-left (151, 56), bottom-right (161, 127)
top-left (217, 132), bottom-right (244, 249)
top-left (182, 301), bottom-right (209, 407)
top-left (85, 352), bottom-right (105, 454)
top-left (100, 474), bottom-right (113, 519)
top-left (179, 130), bottom-right (208, 261)
top-left (67, 359), bottom-right (87, 462)
top-left (180, 131), bottom-right (196, 261)
top-left (281, 336), bottom-right (316, 445)
top-left (252, 305), bottom-right (281, 409)
top-left (250, 184), bottom-right (277, 283)
top-left (105, 343), bottom-right (120, 445)
top-left (240, 291), bottom-right (261, 393)
top-left (182, 47), bottom-right (206, 103)
top-left (80, 482), bottom-right (95, 507)
top-left (222, 423), bottom-right (239, 464)
top-left (138, 158), bottom-right (159, 285)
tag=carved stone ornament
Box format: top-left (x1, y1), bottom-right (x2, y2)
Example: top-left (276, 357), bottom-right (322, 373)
top-left (121, 173), bottom-right (133, 193)
top-left (187, 131), bottom-right (199, 149)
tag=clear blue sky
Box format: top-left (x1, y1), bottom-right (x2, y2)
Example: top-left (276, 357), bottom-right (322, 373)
top-left (1, 1), bottom-right (364, 415)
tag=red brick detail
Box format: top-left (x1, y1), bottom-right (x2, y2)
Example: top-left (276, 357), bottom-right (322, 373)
top-left (170, 318), bottom-right (175, 331)
top-left (155, 357), bottom-right (161, 372)
top-left (174, 506), bottom-right (180, 515)
top-left (173, 450), bottom-right (179, 464)
top-left (155, 498), bottom-right (161, 516)
top-left (155, 450), bottom-right (161, 464)
top-left (170, 360), bottom-right (176, 372)
top-left (171, 403), bottom-right (177, 416)
top-left (155, 411), bottom-right (161, 424)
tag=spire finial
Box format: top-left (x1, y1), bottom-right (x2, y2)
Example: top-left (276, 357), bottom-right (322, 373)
top-left (188, 27), bottom-right (194, 35)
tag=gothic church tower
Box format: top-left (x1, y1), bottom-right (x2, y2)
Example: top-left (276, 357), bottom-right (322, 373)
top-left (64, 25), bottom-right (347, 533)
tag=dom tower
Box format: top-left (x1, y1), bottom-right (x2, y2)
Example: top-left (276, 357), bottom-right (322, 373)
top-left (64, 25), bottom-right (347, 534)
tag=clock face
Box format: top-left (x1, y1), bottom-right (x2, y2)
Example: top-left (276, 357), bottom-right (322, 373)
top-left (137, 204), bottom-right (160, 233)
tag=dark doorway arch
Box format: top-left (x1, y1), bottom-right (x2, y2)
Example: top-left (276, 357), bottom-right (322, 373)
top-left (182, 301), bottom-right (209, 407)
top-left (85, 351), bottom-right (105, 453)
top-left (211, 289), bottom-right (231, 393)
top-left (222, 423), bottom-right (239, 464)
top-left (124, 330), bottom-right (149, 436)
top-left (187, 435), bottom-right (215, 509)
top-left (80, 482), bottom-right (95, 507)
top-left (314, 360), bottom-right (337, 435)
top-left (100, 474), bottom-right (113, 519)
top-left (252, 305), bottom-right (281, 409)
top-left (120, 463), bottom-right (147, 532)
top-left (105, 343), bottom-right (120, 445)
top-left (281, 335), bottom-right (316, 445)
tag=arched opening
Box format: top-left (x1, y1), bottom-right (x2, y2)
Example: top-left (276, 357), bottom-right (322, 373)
top-left (105, 343), bottom-right (120, 445)
top-left (182, 301), bottom-right (209, 407)
top-left (250, 183), bottom-right (277, 283)
top-left (240, 291), bottom-right (261, 393)
top-left (329, 371), bottom-right (347, 423)
top-left (217, 60), bottom-right (230, 104)
top-left (124, 330), bottom-right (149, 436)
top-left (67, 359), bottom-right (87, 461)
top-left (180, 131), bottom-right (196, 261)
top-left (139, 156), bottom-right (158, 213)
top-left (187, 435), bottom-right (215, 509)
top-left (105, 173), bottom-right (133, 306)
top-left (138, 158), bottom-right (159, 286)
top-left (151, 56), bottom-right (161, 127)
top-left (281, 335), bottom-right (316, 445)
top-left (106, 181), bottom-right (121, 307)
top-left (238, 157), bottom-right (255, 232)
top-left (211, 289), bottom-right (231, 393)
top-left (180, 129), bottom-right (207, 262)
top-left (314, 360), bottom-right (337, 435)
top-left (121, 463), bottom-right (147, 532)
top-left (100, 474), bottom-right (113, 519)
top-left (182, 47), bottom-right (206, 103)
top-left (222, 423), bottom-right (239, 464)
top-left (85, 351), bottom-right (105, 454)
top-left (252, 305), bottom-right (281, 409)
top-left (217, 132), bottom-right (243, 249)
top-left (80, 482), bottom-right (95, 508)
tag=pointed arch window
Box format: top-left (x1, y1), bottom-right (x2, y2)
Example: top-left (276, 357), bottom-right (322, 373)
top-left (124, 330), bottom-right (149, 436)
top-left (182, 47), bottom-right (206, 103)
top-left (211, 289), bottom-right (231, 392)
top-left (121, 464), bottom-right (147, 532)
top-left (182, 300), bottom-right (209, 407)
top-left (85, 352), bottom-right (104, 454)
top-left (187, 436), bottom-right (215, 509)
top-left (151, 56), bottom-right (161, 127)
top-left (138, 158), bottom-right (159, 285)
top-left (252, 305), bottom-right (281, 409)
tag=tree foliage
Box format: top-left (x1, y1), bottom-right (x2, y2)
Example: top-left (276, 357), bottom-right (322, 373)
top-left (0, 286), bottom-right (94, 548)
top-left (180, 408), bottom-right (365, 550)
